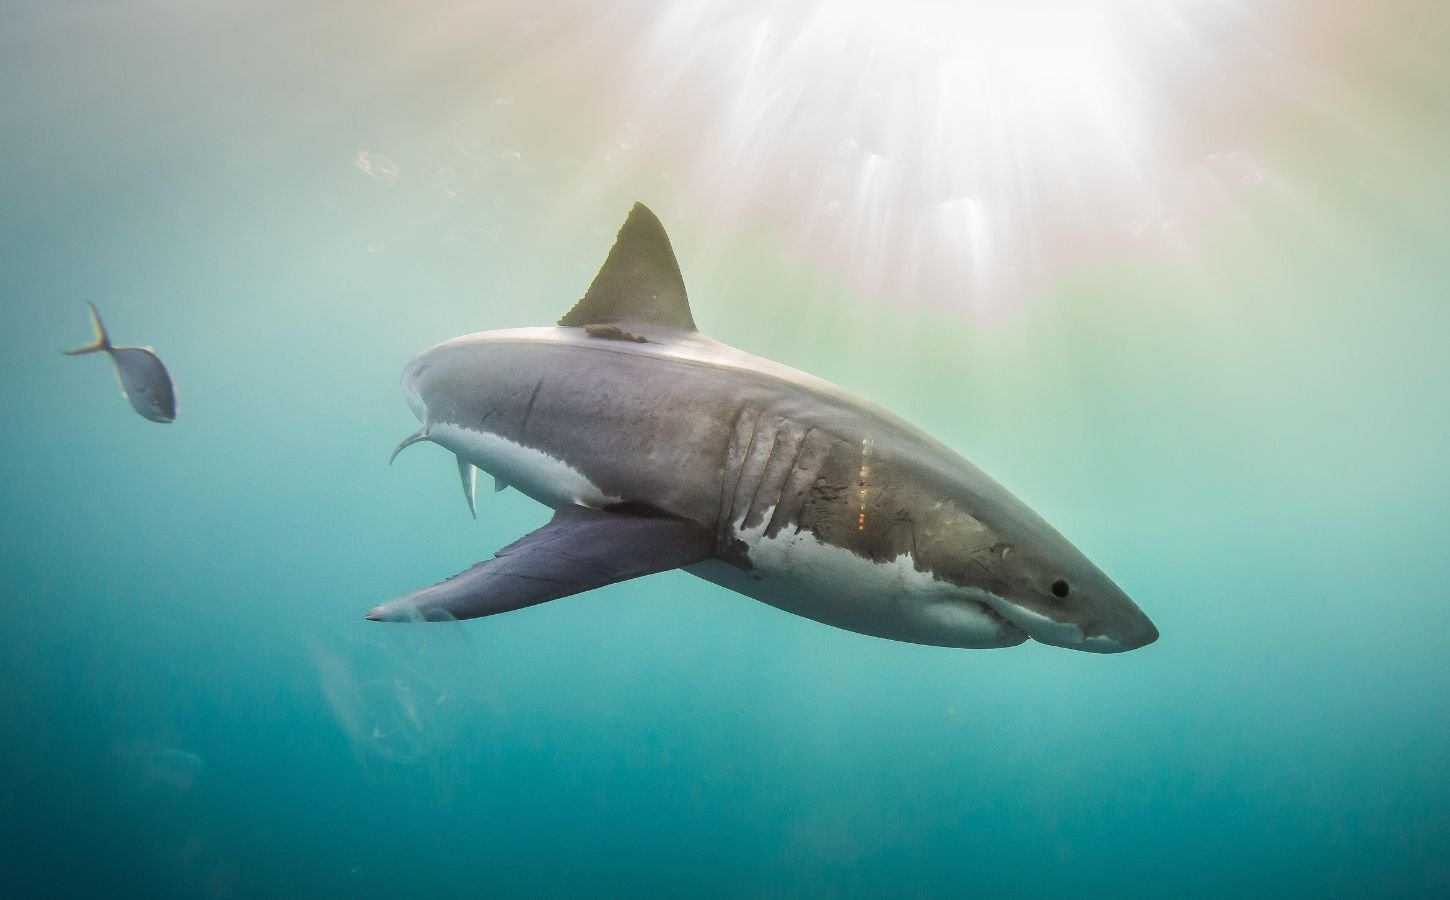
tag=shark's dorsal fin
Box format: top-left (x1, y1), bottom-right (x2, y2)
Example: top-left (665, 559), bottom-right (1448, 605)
top-left (558, 203), bottom-right (697, 333)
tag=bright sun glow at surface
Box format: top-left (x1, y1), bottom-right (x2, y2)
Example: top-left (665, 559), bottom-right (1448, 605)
top-left (630, 0), bottom-right (1247, 310)
top-left (339, 0), bottom-right (1440, 319)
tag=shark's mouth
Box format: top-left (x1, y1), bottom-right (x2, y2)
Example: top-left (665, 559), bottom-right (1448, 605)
top-left (978, 592), bottom-right (1081, 648)
top-left (975, 598), bottom-right (1029, 643)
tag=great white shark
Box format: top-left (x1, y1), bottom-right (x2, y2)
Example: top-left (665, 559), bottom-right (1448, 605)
top-left (370, 203), bottom-right (1158, 653)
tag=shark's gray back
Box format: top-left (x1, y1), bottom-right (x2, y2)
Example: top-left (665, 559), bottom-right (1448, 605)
top-left (419, 330), bottom-right (1030, 583)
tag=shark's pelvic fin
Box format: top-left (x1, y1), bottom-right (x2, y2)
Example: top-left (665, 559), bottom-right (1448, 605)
top-left (457, 455), bottom-right (477, 519)
top-left (493, 475), bottom-right (510, 493)
top-left (63, 302), bottom-right (113, 356)
top-left (364, 504), bottom-right (715, 622)
top-left (557, 203), bottom-right (697, 333)
top-left (388, 427), bottom-right (431, 464)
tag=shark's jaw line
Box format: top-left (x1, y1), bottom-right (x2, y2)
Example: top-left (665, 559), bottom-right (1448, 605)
top-left (978, 593), bottom-right (1085, 649)
top-left (975, 589), bottom-right (1140, 653)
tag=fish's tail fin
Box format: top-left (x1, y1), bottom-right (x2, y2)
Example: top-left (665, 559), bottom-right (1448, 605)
top-left (63, 302), bottom-right (112, 355)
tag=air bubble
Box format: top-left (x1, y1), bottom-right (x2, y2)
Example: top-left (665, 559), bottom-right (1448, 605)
top-left (355, 150), bottom-right (400, 184)
top-left (310, 609), bottom-right (489, 771)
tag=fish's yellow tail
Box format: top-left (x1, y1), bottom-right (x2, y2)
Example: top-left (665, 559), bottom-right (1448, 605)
top-left (63, 302), bottom-right (112, 355)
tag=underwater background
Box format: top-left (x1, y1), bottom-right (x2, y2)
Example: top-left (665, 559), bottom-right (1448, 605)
top-left (2, 1), bottom-right (1447, 896)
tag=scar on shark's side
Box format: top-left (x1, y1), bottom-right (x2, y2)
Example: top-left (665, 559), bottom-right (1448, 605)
top-left (584, 324), bottom-right (649, 343)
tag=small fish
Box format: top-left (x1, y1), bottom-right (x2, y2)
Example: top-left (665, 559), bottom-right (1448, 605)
top-left (64, 302), bottom-right (177, 423)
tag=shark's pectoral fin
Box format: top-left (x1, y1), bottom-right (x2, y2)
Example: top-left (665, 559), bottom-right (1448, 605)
top-left (365, 504), bottom-right (715, 622)
top-left (456, 455), bottom-right (477, 518)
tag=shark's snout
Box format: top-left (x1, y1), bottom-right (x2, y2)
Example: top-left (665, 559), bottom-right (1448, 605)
top-left (1086, 605), bottom-right (1159, 653)
top-left (981, 582), bottom-right (1158, 654)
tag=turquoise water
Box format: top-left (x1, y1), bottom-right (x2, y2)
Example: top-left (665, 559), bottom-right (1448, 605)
top-left (3, 2), bottom-right (1448, 897)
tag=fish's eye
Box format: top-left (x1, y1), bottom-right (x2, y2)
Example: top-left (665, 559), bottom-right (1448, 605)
top-left (1051, 579), bottom-right (1070, 598)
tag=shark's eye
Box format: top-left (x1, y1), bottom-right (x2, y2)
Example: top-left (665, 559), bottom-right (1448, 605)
top-left (1051, 579), bottom-right (1071, 598)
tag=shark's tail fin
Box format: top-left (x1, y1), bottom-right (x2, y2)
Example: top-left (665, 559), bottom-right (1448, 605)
top-left (63, 302), bottom-right (112, 356)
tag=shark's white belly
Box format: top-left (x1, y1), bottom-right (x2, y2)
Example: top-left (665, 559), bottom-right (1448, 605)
top-left (430, 422), bottom-right (620, 510)
top-left (687, 512), bottom-right (1027, 649)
